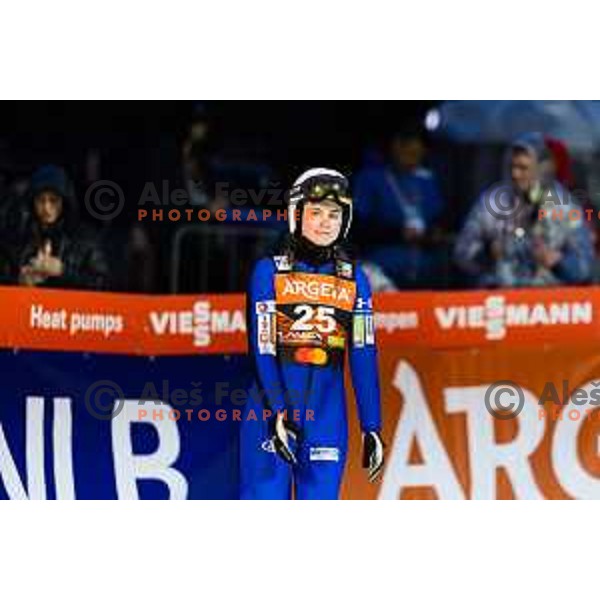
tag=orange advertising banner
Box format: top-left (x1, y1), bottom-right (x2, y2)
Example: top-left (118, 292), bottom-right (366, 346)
top-left (342, 344), bottom-right (600, 499)
top-left (0, 286), bottom-right (246, 355)
top-left (2, 285), bottom-right (600, 499)
top-left (0, 285), bottom-right (597, 354)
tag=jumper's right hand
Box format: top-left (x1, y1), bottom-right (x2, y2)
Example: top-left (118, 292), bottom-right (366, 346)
top-left (271, 412), bottom-right (299, 465)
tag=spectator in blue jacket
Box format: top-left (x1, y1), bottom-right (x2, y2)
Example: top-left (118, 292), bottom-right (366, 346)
top-left (454, 133), bottom-right (594, 288)
top-left (353, 129), bottom-right (446, 288)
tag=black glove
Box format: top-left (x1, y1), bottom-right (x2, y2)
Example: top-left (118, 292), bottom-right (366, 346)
top-left (362, 431), bottom-right (384, 482)
top-left (270, 412), bottom-right (300, 465)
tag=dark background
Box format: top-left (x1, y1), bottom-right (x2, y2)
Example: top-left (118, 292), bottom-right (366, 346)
top-left (0, 100), bottom-right (513, 294)
top-left (0, 100), bottom-right (437, 181)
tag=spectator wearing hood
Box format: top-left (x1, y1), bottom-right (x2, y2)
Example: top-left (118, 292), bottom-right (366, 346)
top-left (352, 129), bottom-right (446, 288)
top-left (454, 133), bottom-right (594, 288)
top-left (13, 165), bottom-right (111, 290)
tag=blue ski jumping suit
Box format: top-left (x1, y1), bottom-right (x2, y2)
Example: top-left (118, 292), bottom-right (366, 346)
top-left (240, 251), bottom-right (381, 499)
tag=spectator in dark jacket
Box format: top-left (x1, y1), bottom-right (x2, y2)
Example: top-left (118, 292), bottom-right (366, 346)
top-left (13, 165), bottom-right (111, 290)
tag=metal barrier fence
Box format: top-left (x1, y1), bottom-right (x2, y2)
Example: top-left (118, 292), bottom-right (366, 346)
top-left (171, 225), bottom-right (600, 293)
top-left (170, 224), bottom-right (281, 293)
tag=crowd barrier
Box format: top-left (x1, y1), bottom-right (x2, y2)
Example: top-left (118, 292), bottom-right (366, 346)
top-left (170, 224), bottom-right (281, 293)
top-left (1, 284), bottom-right (599, 499)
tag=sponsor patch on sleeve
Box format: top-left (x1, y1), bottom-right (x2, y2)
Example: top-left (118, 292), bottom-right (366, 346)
top-left (255, 300), bottom-right (276, 315)
top-left (365, 314), bottom-right (374, 345)
top-left (354, 296), bottom-right (375, 347)
top-left (256, 302), bottom-right (276, 355)
top-left (309, 447), bottom-right (340, 462)
top-left (353, 315), bottom-right (365, 347)
top-left (336, 260), bottom-right (354, 279)
top-left (355, 296), bottom-right (373, 312)
top-left (273, 255), bottom-right (292, 272)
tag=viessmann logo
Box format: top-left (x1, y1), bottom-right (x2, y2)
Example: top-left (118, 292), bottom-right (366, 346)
top-left (148, 301), bottom-right (245, 347)
top-left (434, 295), bottom-right (593, 340)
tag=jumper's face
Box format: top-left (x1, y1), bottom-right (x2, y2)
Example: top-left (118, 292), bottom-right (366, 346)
top-left (34, 191), bottom-right (63, 227)
top-left (511, 150), bottom-right (537, 194)
top-left (301, 199), bottom-right (343, 247)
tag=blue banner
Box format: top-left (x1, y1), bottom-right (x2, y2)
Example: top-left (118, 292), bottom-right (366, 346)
top-left (0, 350), bottom-right (254, 499)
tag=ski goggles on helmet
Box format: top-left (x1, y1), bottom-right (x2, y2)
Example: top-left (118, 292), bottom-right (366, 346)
top-left (301, 179), bottom-right (352, 207)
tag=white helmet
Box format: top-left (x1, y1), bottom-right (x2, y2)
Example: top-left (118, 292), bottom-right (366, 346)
top-left (288, 167), bottom-right (353, 242)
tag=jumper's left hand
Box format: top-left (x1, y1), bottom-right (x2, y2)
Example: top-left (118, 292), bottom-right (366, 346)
top-left (362, 431), bottom-right (384, 482)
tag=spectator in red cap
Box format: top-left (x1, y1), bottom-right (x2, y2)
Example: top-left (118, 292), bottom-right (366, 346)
top-left (544, 137), bottom-right (575, 190)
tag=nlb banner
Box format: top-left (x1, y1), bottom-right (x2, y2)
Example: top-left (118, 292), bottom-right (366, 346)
top-left (2, 285), bottom-right (600, 499)
top-left (0, 350), bottom-right (250, 499)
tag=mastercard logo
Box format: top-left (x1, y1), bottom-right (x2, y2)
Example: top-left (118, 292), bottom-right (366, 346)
top-left (295, 347), bottom-right (328, 366)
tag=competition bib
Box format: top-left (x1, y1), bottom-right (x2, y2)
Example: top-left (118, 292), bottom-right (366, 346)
top-left (274, 271), bottom-right (356, 367)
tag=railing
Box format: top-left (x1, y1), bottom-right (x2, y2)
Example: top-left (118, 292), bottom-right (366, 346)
top-left (170, 224), bottom-right (281, 293)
